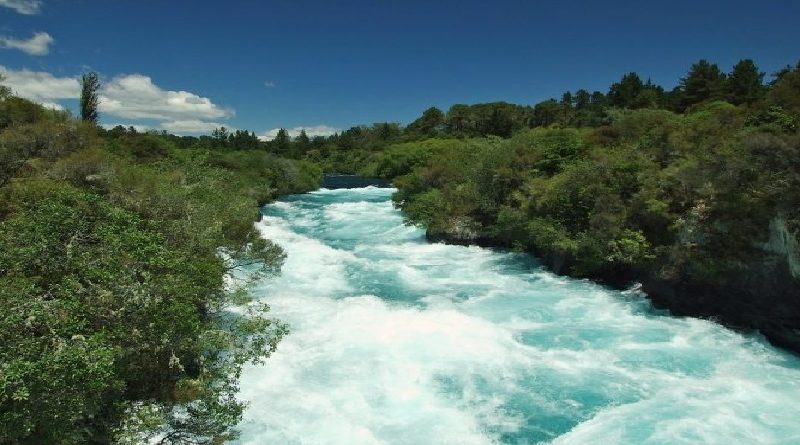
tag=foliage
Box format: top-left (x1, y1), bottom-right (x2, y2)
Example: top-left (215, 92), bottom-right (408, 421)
top-left (726, 59), bottom-right (766, 105)
top-left (0, 88), bottom-right (321, 443)
top-left (80, 72), bottom-right (100, 124)
top-left (406, 107), bottom-right (445, 137)
top-left (371, 63), bottom-right (798, 292)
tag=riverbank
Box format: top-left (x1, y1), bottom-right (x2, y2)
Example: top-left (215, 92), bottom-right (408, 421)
top-left (0, 96), bottom-right (323, 443)
top-left (321, 173), bottom-right (392, 189)
top-left (234, 185), bottom-right (800, 444)
top-left (380, 114), bottom-right (799, 356)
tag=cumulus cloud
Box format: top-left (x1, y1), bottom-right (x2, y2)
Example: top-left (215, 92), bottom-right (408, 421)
top-left (0, 67), bottom-right (235, 134)
top-left (38, 101), bottom-right (64, 110)
top-left (99, 74), bottom-right (233, 122)
top-left (0, 32), bottom-right (53, 55)
top-left (0, 0), bottom-right (41, 14)
top-left (0, 65), bottom-right (80, 103)
top-left (264, 81), bottom-right (276, 88)
top-left (259, 125), bottom-right (339, 141)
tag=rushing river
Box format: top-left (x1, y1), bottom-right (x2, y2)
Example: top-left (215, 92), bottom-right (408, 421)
top-left (233, 185), bottom-right (800, 445)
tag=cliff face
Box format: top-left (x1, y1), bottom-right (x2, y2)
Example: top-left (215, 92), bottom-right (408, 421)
top-left (643, 216), bottom-right (800, 352)
top-left (764, 217), bottom-right (800, 280)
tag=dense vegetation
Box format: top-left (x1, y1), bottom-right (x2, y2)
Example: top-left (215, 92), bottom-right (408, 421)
top-left (300, 59), bottom-right (800, 350)
top-left (0, 82), bottom-right (321, 444)
top-left (1, 56), bottom-right (799, 441)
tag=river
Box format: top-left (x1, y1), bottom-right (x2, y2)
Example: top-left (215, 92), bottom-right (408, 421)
top-left (232, 184), bottom-right (800, 445)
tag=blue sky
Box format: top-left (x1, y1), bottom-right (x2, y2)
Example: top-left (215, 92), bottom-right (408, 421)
top-left (1, 0), bottom-right (799, 138)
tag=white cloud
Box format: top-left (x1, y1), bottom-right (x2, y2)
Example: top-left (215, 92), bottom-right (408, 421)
top-left (0, 67), bottom-right (235, 135)
top-left (259, 125), bottom-right (339, 141)
top-left (264, 81), bottom-right (276, 88)
top-left (99, 74), bottom-right (233, 122)
top-left (0, 0), bottom-right (41, 14)
top-left (0, 65), bottom-right (80, 103)
top-left (97, 74), bottom-right (235, 134)
top-left (0, 32), bottom-right (53, 55)
top-left (38, 101), bottom-right (64, 110)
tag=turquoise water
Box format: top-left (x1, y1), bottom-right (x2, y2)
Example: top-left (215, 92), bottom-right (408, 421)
top-left (234, 186), bottom-right (800, 445)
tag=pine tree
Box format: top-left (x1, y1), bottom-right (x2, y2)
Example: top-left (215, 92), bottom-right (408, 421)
top-left (295, 129), bottom-right (311, 156)
top-left (80, 72), bottom-right (100, 124)
top-left (608, 73), bottom-right (644, 108)
top-left (726, 59), bottom-right (765, 105)
top-left (678, 60), bottom-right (726, 110)
top-left (273, 128), bottom-right (291, 154)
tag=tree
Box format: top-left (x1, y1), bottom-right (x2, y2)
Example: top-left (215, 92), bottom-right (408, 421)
top-left (445, 104), bottom-right (472, 136)
top-left (80, 72), bottom-right (100, 124)
top-left (374, 122), bottom-right (402, 141)
top-left (228, 129), bottom-right (260, 150)
top-left (767, 61), bottom-right (800, 117)
top-left (726, 59), bottom-right (765, 105)
top-left (212, 126), bottom-right (229, 148)
top-left (295, 129), bottom-right (310, 147)
top-left (293, 129), bottom-right (311, 157)
top-left (273, 128), bottom-right (291, 154)
top-left (678, 60), bottom-right (726, 110)
top-left (560, 92), bottom-right (574, 124)
top-left (407, 107), bottom-right (445, 137)
top-left (0, 74), bottom-right (11, 100)
top-left (485, 106), bottom-right (515, 137)
top-left (574, 89), bottom-right (591, 110)
top-left (590, 91), bottom-right (607, 107)
top-left (608, 73), bottom-right (645, 108)
top-left (533, 99), bottom-right (560, 127)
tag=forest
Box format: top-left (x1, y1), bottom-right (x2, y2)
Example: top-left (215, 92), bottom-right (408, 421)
top-left (1, 56), bottom-right (799, 443)
top-left (0, 79), bottom-right (321, 443)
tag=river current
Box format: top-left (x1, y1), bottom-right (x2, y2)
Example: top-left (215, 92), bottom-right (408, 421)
top-left (233, 185), bottom-right (800, 445)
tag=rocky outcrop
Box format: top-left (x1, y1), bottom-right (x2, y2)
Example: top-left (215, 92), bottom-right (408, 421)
top-left (763, 217), bottom-right (800, 280)
top-left (425, 216), bottom-right (497, 247)
top-left (643, 216), bottom-right (800, 353)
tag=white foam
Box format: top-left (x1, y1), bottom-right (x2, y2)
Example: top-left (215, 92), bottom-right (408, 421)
top-left (232, 186), bottom-right (800, 444)
top-left (236, 294), bottom-right (525, 445)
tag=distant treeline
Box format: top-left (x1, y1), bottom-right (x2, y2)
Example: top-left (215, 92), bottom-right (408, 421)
top-left (161, 58), bottom-right (793, 166)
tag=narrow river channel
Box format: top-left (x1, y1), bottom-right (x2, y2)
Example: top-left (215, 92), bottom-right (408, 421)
top-left (232, 184), bottom-right (800, 445)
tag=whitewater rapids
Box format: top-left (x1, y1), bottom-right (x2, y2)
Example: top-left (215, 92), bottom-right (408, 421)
top-left (232, 186), bottom-right (800, 445)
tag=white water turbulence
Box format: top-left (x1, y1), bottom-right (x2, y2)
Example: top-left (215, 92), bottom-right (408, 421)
top-left (233, 186), bottom-right (800, 445)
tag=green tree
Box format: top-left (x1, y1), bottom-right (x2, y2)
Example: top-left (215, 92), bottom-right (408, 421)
top-left (0, 74), bottom-right (10, 100)
top-left (212, 126), bottom-right (230, 148)
top-left (293, 129), bottom-right (311, 157)
top-left (726, 59), bottom-right (765, 105)
top-left (533, 99), bottom-right (560, 127)
top-left (273, 128), bottom-right (291, 154)
top-left (229, 129), bottom-right (261, 150)
top-left (590, 91), bottom-right (607, 107)
top-left (608, 73), bottom-right (645, 108)
top-left (407, 106), bottom-right (445, 137)
top-left (80, 72), bottom-right (100, 124)
top-left (678, 60), bottom-right (727, 110)
top-left (445, 104), bottom-right (471, 135)
top-left (574, 89), bottom-right (591, 110)
top-left (766, 61), bottom-right (800, 116)
top-left (560, 91), bottom-right (574, 124)
top-left (485, 106), bottom-right (515, 137)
